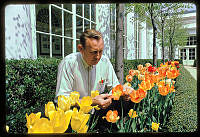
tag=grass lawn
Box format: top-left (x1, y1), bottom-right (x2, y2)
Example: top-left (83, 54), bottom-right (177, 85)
top-left (166, 65), bottom-right (197, 132)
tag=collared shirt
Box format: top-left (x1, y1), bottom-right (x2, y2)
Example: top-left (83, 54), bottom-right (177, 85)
top-left (54, 52), bottom-right (119, 103)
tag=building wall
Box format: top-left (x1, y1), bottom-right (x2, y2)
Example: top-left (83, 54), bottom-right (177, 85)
top-left (5, 5), bottom-right (37, 60)
top-left (126, 12), bottom-right (135, 60)
top-left (96, 4), bottom-right (111, 58)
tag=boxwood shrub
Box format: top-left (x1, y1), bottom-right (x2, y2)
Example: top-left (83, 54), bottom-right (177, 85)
top-left (6, 57), bottom-right (183, 133)
top-left (166, 65), bottom-right (197, 132)
top-left (6, 57), bottom-right (61, 133)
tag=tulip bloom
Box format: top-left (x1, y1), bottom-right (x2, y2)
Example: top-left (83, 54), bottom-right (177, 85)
top-left (48, 108), bottom-right (73, 133)
top-left (57, 95), bottom-right (71, 112)
top-left (139, 79), bottom-right (154, 91)
top-left (148, 66), bottom-right (157, 73)
top-left (145, 63), bottom-right (152, 68)
top-left (152, 122), bottom-right (160, 131)
top-left (70, 91), bottom-right (80, 106)
top-left (126, 74), bottom-right (133, 82)
top-left (26, 112), bottom-right (41, 130)
top-left (102, 110), bottom-right (120, 123)
top-left (28, 118), bottom-right (54, 133)
top-left (112, 84), bottom-right (123, 100)
top-left (129, 69), bottom-right (136, 76)
top-left (91, 90), bottom-right (99, 98)
top-left (128, 109), bottom-right (138, 118)
top-left (45, 102), bottom-right (56, 117)
top-left (137, 64), bottom-right (143, 71)
top-left (129, 88), bottom-right (147, 103)
top-left (77, 96), bottom-right (100, 113)
top-left (71, 107), bottom-right (90, 133)
top-left (166, 69), bottom-right (180, 79)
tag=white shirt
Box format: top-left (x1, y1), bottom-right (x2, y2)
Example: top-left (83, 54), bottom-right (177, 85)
top-left (54, 52), bottom-right (119, 103)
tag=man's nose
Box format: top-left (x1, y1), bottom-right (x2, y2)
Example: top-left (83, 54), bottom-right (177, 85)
top-left (96, 52), bottom-right (101, 59)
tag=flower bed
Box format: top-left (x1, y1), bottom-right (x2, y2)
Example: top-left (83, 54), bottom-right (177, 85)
top-left (25, 61), bottom-right (180, 133)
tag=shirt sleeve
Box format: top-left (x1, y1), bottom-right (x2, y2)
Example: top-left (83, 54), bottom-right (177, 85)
top-left (106, 58), bottom-right (120, 94)
top-left (54, 59), bottom-right (74, 103)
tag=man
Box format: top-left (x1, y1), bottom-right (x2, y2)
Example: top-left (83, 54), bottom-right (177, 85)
top-left (54, 29), bottom-right (120, 109)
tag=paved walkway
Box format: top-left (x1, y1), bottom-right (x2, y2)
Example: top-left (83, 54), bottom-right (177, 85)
top-left (184, 66), bottom-right (197, 80)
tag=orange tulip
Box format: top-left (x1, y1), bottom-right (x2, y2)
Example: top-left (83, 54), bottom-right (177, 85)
top-left (102, 110), bottom-right (120, 123)
top-left (129, 88), bottom-right (147, 103)
top-left (126, 74), bottom-right (133, 82)
top-left (111, 84), bottom-right (123, 100)
top-left (137, 64), bottom-right (143, 71)
top-left (139, 79), bottom-right (154, 91)
top-left (129, 69), bottom-right (136, 76)
top-left (158, 85), bottom-right (170, 96)
top-left (166, 69), bottom-right (180, 79)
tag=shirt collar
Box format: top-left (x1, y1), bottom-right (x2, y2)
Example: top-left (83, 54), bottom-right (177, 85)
top-left (80, 53), bottom-right (94, 70)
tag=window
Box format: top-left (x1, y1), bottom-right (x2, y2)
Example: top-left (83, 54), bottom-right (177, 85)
top-left (189, 48), bottom-right (195, 60)
top-left (35, 4), bottom-right (96, 58)
top-left (186, 36), bottom-right (196, 46)
top-left (180, 49), bottom-right (186, 60)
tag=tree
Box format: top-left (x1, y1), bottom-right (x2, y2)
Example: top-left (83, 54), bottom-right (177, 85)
top-left (126, 3), bottom-right (192, 65)
top-left (115, 4), bottom-right (124, 84)
top-left (156, 3), bottom-right (191, 62)
top-left (126, 3), bottom-right (162, 67)
top-left (164, 14), bottom-right (189, 60)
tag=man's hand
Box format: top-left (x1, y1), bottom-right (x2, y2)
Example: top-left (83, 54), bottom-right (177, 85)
top-left (92, 94), bottom-right (112, 109)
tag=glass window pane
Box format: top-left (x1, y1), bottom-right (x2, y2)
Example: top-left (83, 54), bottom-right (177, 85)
top-left (36, 4), bottom-right (49, 33)
top-left (38, 33), bottom-right (50, 55)
top-left (189, 48), bottom-right (195, 60)
top-left (76, 16), bottom-right (83, 39)
top-left (84, 19), bottom-right (90, 30)
top-left (51, 6), bottom-right (62, 35)
top-left (76, 4), bottom-right (82, 16)
top-left (91, 4), bottom-right (96, 21)
top-left (84, 4), bottom-right (90, 19)
top-left (91, 23), bottom-right (96, 29)
top-left (64, 12), bottom-right (72, 37)
top-left (64, 4), bottom-right (72, 11)
top-left (64, 38), bottom-right (73, 56)
top-left (52, 36), bottom-right (62, 56)
top-left (76, 40), bottom-right (80, 52)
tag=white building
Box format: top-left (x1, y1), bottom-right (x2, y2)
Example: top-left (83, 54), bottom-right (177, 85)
top-left (5, 4), bottom-right (196, 66)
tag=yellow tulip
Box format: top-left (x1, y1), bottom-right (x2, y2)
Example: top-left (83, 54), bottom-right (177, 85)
top-left (128, 109), bottom-right (138, 118)
top-left (26, 112), bottom-right (41, 129)
top-left (6, 125), bottom-right (9, 132)
top-left (48, 108), bottom-right (73, 133)
top-left (28, 118), bottom-right (53, 133)
top-left (45, 102), bottom-right (56, 118)
top-left (77, 96), bottom-right (99, 113)
top-left (57, 95), bottom-right (71, 112)
top-left (77, 124), bottom-right (88, 133)
top-left (91, 90), bottom-right (99, 98)
top-left (71, 107), bottom-right (90, 133)
top-left (70, 91), bottom-right (80, 106)
top-left (152, 122), bottom-right (160, 131)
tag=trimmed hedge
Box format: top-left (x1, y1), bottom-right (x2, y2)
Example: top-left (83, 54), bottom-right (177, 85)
top-left (6, 57), bottom-right (61, 133)
top-left (166, 65), bottom-right (197, 132)
top-left (6, 57), bottom-right (183, 133)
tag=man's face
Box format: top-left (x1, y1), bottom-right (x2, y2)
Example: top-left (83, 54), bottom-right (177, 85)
top-left (79, 38), bottom-right (104, 66)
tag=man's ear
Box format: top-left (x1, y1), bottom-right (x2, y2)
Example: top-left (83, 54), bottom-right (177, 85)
top-left (77, 44), bottom-right (83, 53)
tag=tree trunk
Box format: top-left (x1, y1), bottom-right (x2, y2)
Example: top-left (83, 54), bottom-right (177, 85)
top-left (115, 4), bottom-right (124, 84)
top-left (150, 3), bottom-right (157, 67)
top-left (161, 26), bottom-right (165, 63)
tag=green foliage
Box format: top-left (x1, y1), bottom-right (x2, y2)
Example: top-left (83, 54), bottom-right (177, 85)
top-left (166, 65), bottom-right (197, 132)
top-left (6, 57), bottom-right (62, 133)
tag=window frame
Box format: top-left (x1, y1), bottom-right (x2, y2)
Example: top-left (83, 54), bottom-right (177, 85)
top-left (35, 4), bottom-right (97, 58)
